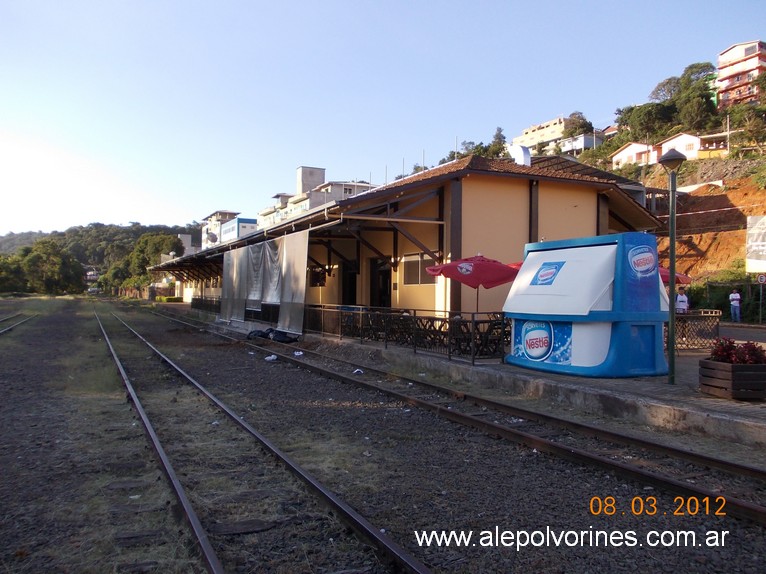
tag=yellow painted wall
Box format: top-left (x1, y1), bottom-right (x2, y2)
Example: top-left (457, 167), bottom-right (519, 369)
top-left (538, 182), bottom-right (598, 241)
top-left (460, 175), bottom-right (530, 312)
top-left (458, 176), bottom-right (600, 312)
top-left (304, 241), bottom-right (355, 306)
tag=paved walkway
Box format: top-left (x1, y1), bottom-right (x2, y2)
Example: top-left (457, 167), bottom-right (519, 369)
top-left (382, 322), bottom-right (766, 450)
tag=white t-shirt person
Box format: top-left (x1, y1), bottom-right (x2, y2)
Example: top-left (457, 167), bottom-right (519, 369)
top-left (675, 288), bottom-right (689, 313)
top-left (729, 289), bottom-right (741, 322)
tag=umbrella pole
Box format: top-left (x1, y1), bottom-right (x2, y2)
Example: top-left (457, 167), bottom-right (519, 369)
top-left (476, 288), bottom-right (479, 313)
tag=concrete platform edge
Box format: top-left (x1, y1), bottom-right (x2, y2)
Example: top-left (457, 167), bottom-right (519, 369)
top-left (382, 349), bottom-right (766, 449)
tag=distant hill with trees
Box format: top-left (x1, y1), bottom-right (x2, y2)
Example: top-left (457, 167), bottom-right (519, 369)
top-left (0, 222), bottom-right (200, 295)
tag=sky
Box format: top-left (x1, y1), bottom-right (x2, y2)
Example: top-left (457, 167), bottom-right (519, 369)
top-left (1, 0), bottom-right (765, 235)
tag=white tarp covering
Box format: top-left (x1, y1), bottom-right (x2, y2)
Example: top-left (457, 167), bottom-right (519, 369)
top-left (220, 230), bottom-right (309, 335)
top-left (246, 241), bottom-right (281, 309)
top-left (503, 244), bottom-right (616, 316)
top-left (276, 230), bottom-right (309, 334)
top-left (221, 247), bottom-right (250, 321)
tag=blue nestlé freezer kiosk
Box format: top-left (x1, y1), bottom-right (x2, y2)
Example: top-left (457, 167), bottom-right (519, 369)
top-left (503, 232), bottom-right (667, 377)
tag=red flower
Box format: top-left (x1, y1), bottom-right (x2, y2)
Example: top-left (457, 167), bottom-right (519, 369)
top-left (709, 337), bottom-right (766, 364)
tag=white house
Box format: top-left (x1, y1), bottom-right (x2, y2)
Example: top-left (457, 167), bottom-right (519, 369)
top-left (557, 133), bottom-right (603, 156)
top-left (657, 133), bottom-right (701, 161)
top-left (610, 142), bottom-right (658, 170)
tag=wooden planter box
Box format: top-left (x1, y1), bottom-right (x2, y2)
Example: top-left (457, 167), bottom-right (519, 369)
top-left (699, 359), bottom-right (766, 400)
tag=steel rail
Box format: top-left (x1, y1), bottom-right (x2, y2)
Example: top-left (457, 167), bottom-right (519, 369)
top-left (94, 313), bottom-right (226, 574)
top-left (252, 332), bottom-right (766, 480)
top-left (150, 310), bottom-right (766, 524)
top-left (0, 312), bottom-right (22, 323)
top-left (152, 309), bottom-right (766, 483)
top-left (236, 337), bottom-right (766, 527)
top-left (114, 312), bottom-right (432, 574)
top-left (0, 314), bottom-right (38, 335)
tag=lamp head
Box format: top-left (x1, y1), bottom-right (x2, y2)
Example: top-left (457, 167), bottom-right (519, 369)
top-left (658, 149), bottom-right (687, 172)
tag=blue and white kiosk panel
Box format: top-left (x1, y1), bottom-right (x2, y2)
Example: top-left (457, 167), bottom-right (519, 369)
top-left (503, 233), bottom-right (668, 378)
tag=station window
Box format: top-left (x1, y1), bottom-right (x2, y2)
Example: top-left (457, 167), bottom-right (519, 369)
top-left (402, 253), bottom-right (437, 285)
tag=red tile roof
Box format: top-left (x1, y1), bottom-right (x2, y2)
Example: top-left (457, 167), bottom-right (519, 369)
top-left (355, 155), bottom-right (618, 199)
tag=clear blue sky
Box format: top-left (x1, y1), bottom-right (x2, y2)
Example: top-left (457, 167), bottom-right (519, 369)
top-left (1, 0), bottom-right (764, 235)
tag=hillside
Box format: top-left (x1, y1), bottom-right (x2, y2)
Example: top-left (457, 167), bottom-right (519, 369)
top-left (654, 159), bottom-right (766, 281)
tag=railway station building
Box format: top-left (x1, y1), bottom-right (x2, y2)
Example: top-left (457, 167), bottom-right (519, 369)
top-left (150, 155), bottom-right (661, 342)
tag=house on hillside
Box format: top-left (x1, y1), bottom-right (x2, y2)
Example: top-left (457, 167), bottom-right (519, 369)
top-left (602, 125), bottom-right (619, 139)
top-left (610, 133), bottom-right (714, 169)
top-left (698, 132), bottom-right (731, 159)
top-left (556, 133), bottom-right (603, 156)
top-left (657, 133), bottom-right (701, 161)
top-left (610, 142), bottom-right (658, 170)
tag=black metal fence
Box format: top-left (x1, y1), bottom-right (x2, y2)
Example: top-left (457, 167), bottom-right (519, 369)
top-left (191, 296), bottom-right (221, 314)
top-left (190, 298), bottom-right (721, 361)
top-left (304, 305), bottom-right (509, 364)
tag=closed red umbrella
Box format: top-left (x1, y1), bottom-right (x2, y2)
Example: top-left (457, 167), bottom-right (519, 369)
top-left (659, 267), bottom-right (692, 285)
top-left (426, 255), bottom-right (520, 310)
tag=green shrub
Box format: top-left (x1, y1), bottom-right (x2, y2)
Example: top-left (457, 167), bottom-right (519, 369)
top-left (752, 163), bottom-right (766, 190)
top-left (155, 296), bottom-right (183, 303)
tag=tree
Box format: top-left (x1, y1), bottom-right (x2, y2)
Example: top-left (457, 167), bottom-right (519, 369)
top-left (649, 77), bottom-right (681, 102)
top-left (439, 127), bottom-right (509, 164)
top-left (19, 239), bottom-right (84, 294)
top-left (733, 110), bottom-right (766, 155)
top-left (0, 254), bottom-right (26, 292)
top-left (562, 112), bottom-right (594, 138)
top-left (755, 73), bottom-right (766, 105)
top-left (99, 259), bottom-right (131, 293)
top-left (621, 102), bottom-right (676, 141)
top-left (679, 62), bottom-right (716, 91)
top-left (677, 90), bottom-right (717, 132)
top-left (127, 234), bottom-right (184, 278)
top-left (486, 127), bottom-right (508, 158)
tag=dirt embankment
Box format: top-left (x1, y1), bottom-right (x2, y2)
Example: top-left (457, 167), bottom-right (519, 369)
top-left (652, 159), bottom-right (765, 281)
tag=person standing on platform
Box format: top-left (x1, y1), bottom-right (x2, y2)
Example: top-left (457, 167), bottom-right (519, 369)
top-left (675, 286), bottom-right (689, 314)
top-left (729, 288), bottom-right (741, 322)
top-left (675, 286), bottom-right (690, 342)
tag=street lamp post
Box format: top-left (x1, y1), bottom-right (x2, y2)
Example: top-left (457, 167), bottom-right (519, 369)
top-left (658, 149), bottom-right (686, 385)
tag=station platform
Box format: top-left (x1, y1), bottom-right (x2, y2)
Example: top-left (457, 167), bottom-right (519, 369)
top-left (155, 302), bottom-right (766, 464)
top-left (378, 323), bottom-right (766, 463)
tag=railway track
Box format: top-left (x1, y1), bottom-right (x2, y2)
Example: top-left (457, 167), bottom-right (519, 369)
top-left (96, 311), bottom-right (431, 573)
top-left (153, 309), bottom-right (766, 527)
top-left (0, 313), bottom-right (37, 335)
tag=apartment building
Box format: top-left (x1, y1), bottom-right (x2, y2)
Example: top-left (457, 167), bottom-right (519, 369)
top-left (716, 40), bottom-right (766, 108)
top-left (512, 116), bottom-right (602, 156)
top-left (258, 166), bottom-right (374, 229)
top-left (511, 117), bottom-right (568, 152)
top-left (201, 210), bottom-right (240, 250)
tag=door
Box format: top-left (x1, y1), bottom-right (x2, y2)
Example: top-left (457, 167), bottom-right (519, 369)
top-left (341, 262), bottom-right (358, 306)
top-left (369, 258), bottom-right (392, 308)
